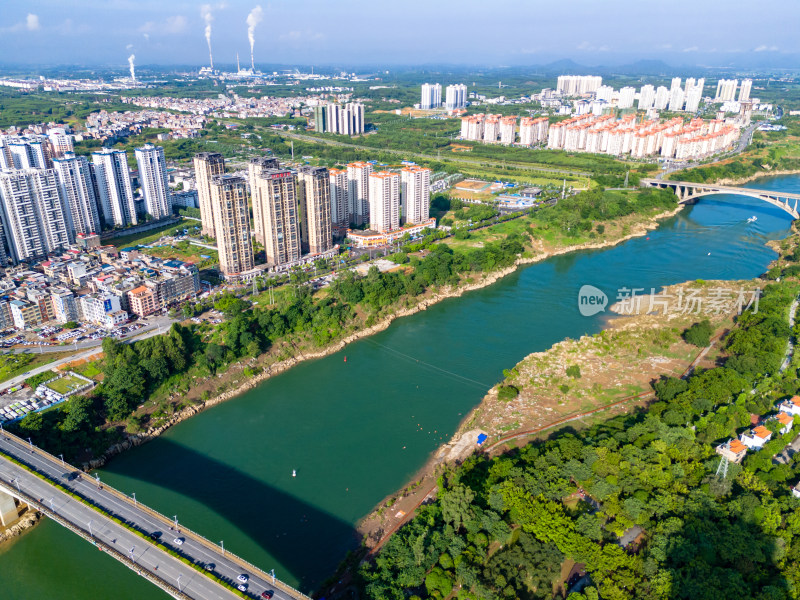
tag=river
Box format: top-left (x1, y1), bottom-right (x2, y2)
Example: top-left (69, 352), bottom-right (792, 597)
top-left (1, 175), bottom-right (798, 599)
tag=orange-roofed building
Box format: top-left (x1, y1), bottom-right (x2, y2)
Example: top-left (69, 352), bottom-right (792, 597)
top-left (778, 396), bottom-right (800, 416)
top-left (741, 425), bottom-right (773, 449)
top-left (716, 438), bottom-right (747, 463)
top-left (127, 285), bottom-right (159, 318)
top-left (775, 411), bottom-right (794, 435)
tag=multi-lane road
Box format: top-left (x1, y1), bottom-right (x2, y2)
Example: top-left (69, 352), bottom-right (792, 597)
top-left (0, 432), bottom-right (308, 600)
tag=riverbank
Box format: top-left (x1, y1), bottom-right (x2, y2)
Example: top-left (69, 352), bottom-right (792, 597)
top-left (714, 168), bottom-right (800, 186)
top-left (84, 203), bottom-right (686, 471)
top-left (0, 508), bottom-right (41, 547)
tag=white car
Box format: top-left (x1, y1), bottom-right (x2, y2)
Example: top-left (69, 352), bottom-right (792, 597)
top-left (237, 574), bottom-right (249, 583)
top-left (237, 584), bottom-right (248, 592)
top-left (173, 537), bottom-right (184, 546)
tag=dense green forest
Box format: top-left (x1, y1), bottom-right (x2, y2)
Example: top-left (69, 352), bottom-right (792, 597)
top-left (357, 281), bottom-right (800, 600)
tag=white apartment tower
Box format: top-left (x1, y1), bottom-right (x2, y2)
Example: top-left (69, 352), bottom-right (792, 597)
top-left (329, 168), bottom-right (349, 229)
top-left (445, 84), bottom-right (467, 110)
top-left (557, 75), bottom-right (602, 96)
top-left (92, 148), bottom-right (137, 227)
top-left (134, 144), bottom-right (171, 220)
top-left (194, 152), bottom-right (226, 238)
top-left (617, 87), bottom-right (636, 109)
top-left (739, 79), bottom-right (752, 102)
top-left (346, 162), bottom-right (373, 226)
top-left (400, 166), bottom-right (430, 225)
top-left (251, 168), bottom-right (301, 267)
top-left (0, 169), bottom-right (71, 263)
top-left (297, 166), bottom-right (333, 255)
top-left (53, 152), bottom-right (102, 237)
top-left (368, 171), bottom-right (400, 233)
top-left (654, 86), bottom-right (670, 110)
top-left (420, 83), bottom-right (442, 109)
top-left (668, 78), bottom-right (684, 112)
top-left (638, 85), bottom-right (655, 110)
top-left (47, 128), bottom-right (73, 158)
top-left (248, 156), bottom-right (280, 243)
top-left (210, 174), bottom-right (254, 278)
top-left (715, 79), bottom-right (738, 102)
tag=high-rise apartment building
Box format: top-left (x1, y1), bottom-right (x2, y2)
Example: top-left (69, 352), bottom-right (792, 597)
top-left (499, 117), bottom-right (517, 145)
top-left (135, 144), bottom-right (171, 220)
top-left (7, 139), bottom-right (51, 170)
top-left (684, 78), bottom-right (705, 113)
top-left (445, 84), bottom-right (467, 110)
top-left (47, 128), bottom-right (73, 158)
top-left (715, 79), bottom-right (738, 102)
top-left (519, 117), bottom-right (549, 146)
top-left (400, 166), bottom-right (430, 225)
top-left (654, 86), bottom-right (670, 110)
top-left (368, 171), bottom-right (400, 233)
top-left (557, 75), bottom-right (602, 96)
top-left (92, 148), bottom-right (137, 227)
top-left (329, 168), bottom-right (349, 229)
top-left (53, 152), bottom-right (101, 237)
top-left (194, 152), bottom-right (226, 237)
top-left (617, 87), bottom-right (636, 109)
top-left (739, 79), bottom-right (752, 102)
top-left (0, 169), bottom-right (71, 263)
top-left (210, 174), bottom-right (253, 278)
top-left (346, 162), bottom-right (373, 226)
top-left (248, 156), bottom-right (280, 243)
top-left (638, 85), bottom-right (655, 110)
top-left (251, 168), bottom-right (301, 267)
top-left (420, 83), bottom-right (442, 109)
top-left (668, 78), bottom-right (684, 112)
top-left (318, 103), bottom-right (365, 135)
top-left (296, 166), bottom-right (332, 255)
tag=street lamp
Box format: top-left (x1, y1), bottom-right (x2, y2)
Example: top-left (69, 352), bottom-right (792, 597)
top-left (177, 574), bottom-right (182, 592)
top-left (88, 519), bottom-right (94, 537)
top-left (27, 437), bottom-right (33, 449)
top-left (12, 478), bottom-right (20, 494)
top-left (129, 546), bottom-right (135, 563)
top-left (131, 492), bottom-right (137, 507)
top-left (270, 569), bottom-right (275, 584)
top-left (48, 497), bottom-right (54, 512)
top-left (58, 454), bottom-right (65, 467)
top-left (220, 540), bottom-right (224, 555)
top-left (173, 515), bottom-right (178, 529)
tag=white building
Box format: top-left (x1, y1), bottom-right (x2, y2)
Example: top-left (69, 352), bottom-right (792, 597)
top-left (329, 167), bottom-right (349, 229)
top-left (595, 85), bottom-right (614, 102)
top-left (715, 79), bottom-right (738, 102)
top-left (445, 84), bottom-right (467, 110)
top-left (92, 148), bottom-right (137, 227)
top-left (78, 293), bottom-right (127, 329)
top-left (557, 75), bottom-right (602, 96)
top-left (617, 87), bottom-right (636, 109)
top-left (134, 144), bottom-right (171, 220)
top-left (654, 86), bottom-right (670, 110)
top-left (0, 168), bottom-right (71, 263)
top-left (420, 83), bottom-right (442, 109)
top-left (740, 425), bottom-right (772, 449)
top-left (739, 79), bottom-right (752, 103)
top-left (50, 287), bottom-right (78, 323)
top-left (53, 152), bottom-right (102, 237)
top-left (684, 79), bottom-right (705, 113)
top-left (368, 171), bottom-right (400, 233)
top-left (638, 85), bottom-right (655, 110)
top-left (778, 396), bottom-right (800, 416)
top-left (6, 139), bottom-right (51, 170)
top-left (400, 166), bottom-right (430, 225)
top-left (321, 102), bottom-right (365, 135)
top-left (346, 162), bottom-right (373, 226)
top-left (47, 128), bottom-right (73, 157)
top-left (668, 78), bottom-right (684, 112)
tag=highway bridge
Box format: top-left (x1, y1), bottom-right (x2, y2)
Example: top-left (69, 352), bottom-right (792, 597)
top-left (0, 430), bottom-right (309, 600)
top-left (641, 178), bottom-right (800, 219)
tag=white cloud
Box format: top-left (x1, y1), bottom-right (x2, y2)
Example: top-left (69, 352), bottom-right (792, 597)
top-left (126, 43), bottom-right (134, 50)
top-left (143, 33), bottom-right (150, 41)
top-left (139, 15), bottom-right (188, 35)
top-left (576, 41), bottom-right (608, 52)
top-left (754, 44), bottom-right (778, 52)
top-left (2, 13), bottom-right (41, 33)
top-left (682, 46), bottom-right (698, 52)
top-left (660, 43), bottom-right (672, 50)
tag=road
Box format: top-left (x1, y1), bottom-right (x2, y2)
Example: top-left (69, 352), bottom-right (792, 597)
top-left (278, 130), bottom-right (593, 178)
top-left (0, 432), bottom-right (308, 600)
top-left (0, 315), bottom-right (179, 392)
top-left (656, 121), bottom-right (760, 180)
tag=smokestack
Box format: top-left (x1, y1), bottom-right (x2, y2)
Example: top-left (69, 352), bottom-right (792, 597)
top-left (128, 54), bottom-right (136, 82)
top-left (201, 4), bottom-right (214, 69)
top-left (246, 5), bottom-right (263, 72)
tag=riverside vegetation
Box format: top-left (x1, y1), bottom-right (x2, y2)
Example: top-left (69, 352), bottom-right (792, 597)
top-left (355, 262), bottom-right (800, 599)
top-left (7, 186), bottom-right (678, 466)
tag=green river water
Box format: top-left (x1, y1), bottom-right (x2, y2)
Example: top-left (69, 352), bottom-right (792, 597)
top-left (2, 175), bottom-right (798, 599)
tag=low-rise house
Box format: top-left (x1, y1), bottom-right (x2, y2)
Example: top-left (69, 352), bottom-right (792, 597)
top-left (127, 285), bottom-right (159, 317)
top-left (778, 396), bottom-right (800, 416)
top-left (792, 485), bottom-right (800, 500)
top-left (716, 438), bottom-right (748, 463)
top-left (774, 412), bottom-right (794, 435)
top-left (741, 425), bottom-right (773, 449)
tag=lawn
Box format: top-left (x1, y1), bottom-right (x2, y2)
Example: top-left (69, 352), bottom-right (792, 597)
top-left (46, 374), bottom-right (89, 395)
top-left (0, 352), bottom-right (73, 385)
top-left (109, 217), bottom-right (193, 249)
top-left (142, 241), bottom-right (218, 268)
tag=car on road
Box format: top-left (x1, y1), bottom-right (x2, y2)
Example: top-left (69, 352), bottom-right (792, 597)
top-left (149, 531), bottom-right (162, 540)
top-left (237, 574), bottom-right (249, 583)
top-left (174, 537), bottom-right (184, 546)
top-left (237, 584), bottom-right (248, 592)
top-left (204, 563), bottom-right (215, 571)
top-left (261, 591), bottom-right (274, 599)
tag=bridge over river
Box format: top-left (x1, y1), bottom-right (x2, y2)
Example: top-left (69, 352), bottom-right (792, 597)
top-left (641, 178), bottom-right (800, 219)
top-left (0, 430), bottom-right (309, 600)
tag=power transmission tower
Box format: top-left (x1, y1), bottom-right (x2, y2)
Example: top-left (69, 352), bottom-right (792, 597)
top-left (715, 455), bottom-right (729, 479)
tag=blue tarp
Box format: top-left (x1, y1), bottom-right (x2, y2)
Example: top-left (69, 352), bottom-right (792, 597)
top-left (477, 433), bottom-right (488, 445)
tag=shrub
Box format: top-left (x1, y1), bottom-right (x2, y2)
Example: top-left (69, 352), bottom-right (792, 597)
top-left (497, 385), bottom-right (519, 402)
top-left (684, 319), bottom-right (713, 347)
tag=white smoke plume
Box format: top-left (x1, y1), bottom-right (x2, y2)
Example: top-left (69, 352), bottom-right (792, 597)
top-left (201, 4), bottom-right (214, 68)
top-left (128, 54), bottom-right (136, 82)
top-left (246, 5), bottom-right (263, 69)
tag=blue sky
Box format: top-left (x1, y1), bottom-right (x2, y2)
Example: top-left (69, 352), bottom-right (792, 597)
top-left (0, 0), bottom-right (797, 68)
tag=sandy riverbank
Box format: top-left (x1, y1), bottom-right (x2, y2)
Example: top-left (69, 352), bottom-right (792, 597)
top-left (85, 204), bottom-right (686, 471)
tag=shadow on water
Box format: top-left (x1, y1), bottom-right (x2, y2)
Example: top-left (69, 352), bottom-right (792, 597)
top-left (100, 438), bottom-right (357, 593)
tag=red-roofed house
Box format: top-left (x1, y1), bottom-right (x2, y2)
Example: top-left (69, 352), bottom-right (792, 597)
top-left (741, 425), bottom-right (772, 449)
top-left (778, 396), bottom-right (800, 416)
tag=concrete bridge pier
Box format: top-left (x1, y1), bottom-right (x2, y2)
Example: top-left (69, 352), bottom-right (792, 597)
top-left (0, 489), bottom-right (21, 527)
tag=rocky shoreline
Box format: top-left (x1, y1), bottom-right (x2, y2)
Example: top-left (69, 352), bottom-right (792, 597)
top-left (85, 204), bottom-right (685, 471)
top-left (713, 169), bottom-right (800, 186)
top-left (0, 510), bottom-right (41, 547)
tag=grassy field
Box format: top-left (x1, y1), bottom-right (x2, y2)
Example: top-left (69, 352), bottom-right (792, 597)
top-left (46, 373), bottom-right (89, 395)
top-left (109, 218), bottom-right (196, 249)
top-left (0, 352), bottom-right (73, 385)
top-left (141, 240), bottom-right (218, 267)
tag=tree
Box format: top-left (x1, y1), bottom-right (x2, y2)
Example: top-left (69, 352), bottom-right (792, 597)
top-left (684, 319), bottom-right (713, 347)
top-left (440, 483), bottom-right (475, 531)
